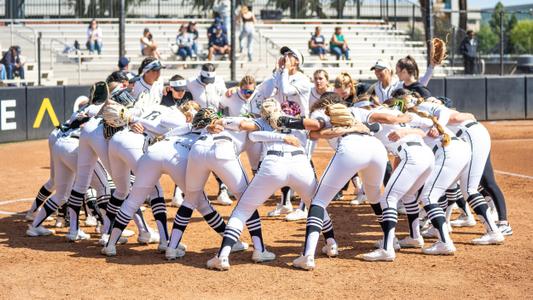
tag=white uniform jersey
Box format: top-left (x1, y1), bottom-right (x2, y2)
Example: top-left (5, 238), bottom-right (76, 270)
top-left (220, 89), bottom-right (268, 117)
top-left (310, 108), bottom-right (367, 150)
top-left (417, 101), bottom-right (451, 126)
top-left (163, 130), bottom-right (202, 151)
top-left (195, 127), bottom-right (247, 155)
top-left (187, 77), bottom-right (227, 110)
top-left (362, 107), bottom-right (431, 155)
top-left (272, 70), bottom-right (313, 117)
top-left (132, 105), bottom-right (186, 140)
top-left (374, 78), bottom-right (403, 103)
top-left (132, 77), bottom-right (164, 106)
top-left (308, 86), bottom-right (334, 109)
top-left (252, 118), bottom-right (308, 160)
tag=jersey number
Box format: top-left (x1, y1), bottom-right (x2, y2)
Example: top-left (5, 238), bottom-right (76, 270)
top-left (144, 111), bottom-right (162, 121)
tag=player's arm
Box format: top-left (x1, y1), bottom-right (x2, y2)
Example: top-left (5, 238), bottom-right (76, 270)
top-left (276, 116), bottom-right (324, 131)
top-left (388, 128), bottom-right (426, 142)
top-left (213, 117), bottom-right (258, 132)
top-left (368, 112), bottom-right (412, 124)
top-left (448, 111), bottom-right (476, 124)
top-left (309, 127), bottom-right (350, 140)
top-left (249, 131), bottom-right (300, 147)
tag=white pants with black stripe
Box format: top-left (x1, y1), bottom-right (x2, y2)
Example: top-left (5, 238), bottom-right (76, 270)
top-left (43, 129), bottom-right (61, 192)
top-left (119, 139), bottom-right (190, 217)
top-left (186, 141), bottom-right (248, 212)
top-left (418, 139), bottom-right (471, 206)
top-left (456, 122), bottom-right (491, 197)
top-left (108, 130), bottom-right (164, 200)
top-left (312, 135), bottom-right (388, 208)
top-left (226, 153), bottom-right (318, 232)
top-left (380, 142), bottom-right (434, 209)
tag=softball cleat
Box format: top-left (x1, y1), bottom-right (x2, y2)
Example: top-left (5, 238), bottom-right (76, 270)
top-left (165, 247), bottom-right (186, 260)
top-left (398, 236), bottom-right (424, 248)
top-left (422, 241), bottom-right (456, 255)
top-left (471, 231), bottom-right (504, 245)
top-left (293, 255), bottom-right (315, 271)
top-left (26, 225), bottom-right (55, 237)
top-left (207, 256), bottom-right (230, 271)
top-left (363, 249), bottom-right (396, 262)
top-left (285, 208), bottom-right (307, 221)
top-left (252, 249), bottom-right (276, 263)
top-left (65, 229), bottom-right (91, 242)
top-left (267, 203), bottom-right (293, 217)
top-left (321, 242), bottom-right (339, 257)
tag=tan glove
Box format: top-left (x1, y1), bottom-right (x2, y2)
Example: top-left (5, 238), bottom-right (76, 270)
top-left (102, 100), bottom-right (131, 128)
top-left (325, 103), bottom-right (355, 127)
top-left (430, 37), bottom-right (447, 65)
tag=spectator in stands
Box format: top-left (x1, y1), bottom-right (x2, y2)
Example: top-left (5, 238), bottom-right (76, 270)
top-left (176, 25), bottom-right (195, 61)
top-left (0, 64), bottom-right (6, 80)
top-left (208, 26), bottom-right (230, 60)
top-left (309, 26), bottom-right (327, 60)
top-left (330, 27), bottom-right (350, 60)
top-left (187, 21), bottom-right (199, 58)
top-left (460, 29), bottom-right (478, 75)
top-left (86, 19), bottom-right (103, 55)
top-left (207, 17), bottom-right (226, 40)
top-left (1, 46), bottom-right (25, 80)
top-left (238, 5), bottom-right (256, 62)
top-left (118, 56), bottom-right (129, 72)
top-left (214, 0), bottom-right (231, 34)
top-left (140, 28), bottom-right (161, 59)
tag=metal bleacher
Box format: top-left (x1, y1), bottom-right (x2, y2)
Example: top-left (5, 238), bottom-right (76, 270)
top-left (2, 18), bottom-right (459, 86)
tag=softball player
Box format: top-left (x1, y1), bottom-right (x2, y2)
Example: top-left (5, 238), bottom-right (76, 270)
top-left (206, 100), bottom-right (337, 271)
top-left (291, 93), bottom-right (388, 270)
top-left (131, 57), bottom-right (165, 103)
top-left (349, 97), bottom-right (435, 261)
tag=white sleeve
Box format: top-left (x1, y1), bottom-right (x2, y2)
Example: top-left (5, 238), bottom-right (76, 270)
top-left (434, 106), bottom-right (451, 126)
top-left (408, 113), bottom-right (434, 128)
top-left (159, 110), bottom-right (187, 129)
top-left (419, 65), bottom-right (434, 87)
top-left (249, 131), bottom-right (285, 143)
top-left (280, 70), bottom-right (310, 97)
top-left (310, 109), bottom-right (331, 128)
top-left (165, 123), bottom-right (193, 137)
top-left (256, 77), bottom-right (276, 99)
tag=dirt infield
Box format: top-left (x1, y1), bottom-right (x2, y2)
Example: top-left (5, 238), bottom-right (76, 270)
top-left (1, 121), bottom-right (532, 299)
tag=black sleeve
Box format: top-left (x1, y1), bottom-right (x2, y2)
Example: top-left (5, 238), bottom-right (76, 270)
top-left (415, 85), bottom-right (432, 99)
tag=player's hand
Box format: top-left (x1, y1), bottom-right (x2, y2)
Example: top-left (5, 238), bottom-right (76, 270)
top-left (162, 86), bottom-right (172, 96)
top-left (397, 113), bottom-right (413, 124)
top-left (277, 56), bottom-right (285, 69)
top-left (130, 122), bottom-right (144, 134)
top-left (428, 127), bottom-right (439, 138)
top-left (225, 87), bottom-right (238, 97)
top-left (207, 123), bottom-right (224, 134)
top-left (284, 55), bottom-right (292, 69)
top-left (388, 130), bottom-right (404, 142)
top-left (283, 135), bottom-right (300, 147)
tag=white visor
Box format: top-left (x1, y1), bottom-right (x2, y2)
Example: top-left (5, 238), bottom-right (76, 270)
top-left (169, 80), bottom-right (187, 88)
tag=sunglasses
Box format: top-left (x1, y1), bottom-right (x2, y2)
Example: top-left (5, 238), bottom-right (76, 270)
top-left (172, 87), bottom-right (186, 92)
top-left (241, 88), bottom-right (254, 95)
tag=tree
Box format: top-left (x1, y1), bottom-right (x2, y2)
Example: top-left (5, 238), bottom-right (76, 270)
top-left (510, 20), bottom-right (533, 54)
top-left (477, 23), bottom-right (499, 54)
top-left (489, 2), bottom-right (517, 54)
top-left (68, 0), bottom-right (150, 18)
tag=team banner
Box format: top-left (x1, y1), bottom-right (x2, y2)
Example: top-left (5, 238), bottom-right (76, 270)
top-left (0, 88), bottom-right (27, 143)
top-left (26, 87), bottom-right (65, 140)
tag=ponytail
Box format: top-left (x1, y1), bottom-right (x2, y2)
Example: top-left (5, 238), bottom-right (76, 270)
top-left (409, 106), bottom-right (451, 147)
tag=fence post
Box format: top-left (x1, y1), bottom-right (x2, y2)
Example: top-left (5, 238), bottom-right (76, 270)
top-left (158, 0), bottom-right (161, 17)
top-left (357, 0), bottom-right (360, 19)
top-left (451, 26), bottom-right (456, 73)
top-left (38, 32), bottom-right (42, 86)
top-left (230, 0), bottom-right (236, 81)
top-left (425, 0), bottom-right (434, 67)
top-left (394, 0), bottom-right (397, 29)
top-left (58, 0), bottom-right (61, 17)
top-left (411, 4), bottom-right (415, 39)
top-left (499, 10), bottom-right (504, 76)
top-left (119, 0), bottom-right (125, 57)
top-left (78, 52), bottom-right (82, 85)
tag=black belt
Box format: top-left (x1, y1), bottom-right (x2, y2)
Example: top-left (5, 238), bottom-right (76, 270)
top-left (342, 132), bottom-right (368, 137)
top-left (198, 135), bottom-right (232, 142)
top-left (397, 141), bottom-right (421, 152)
top-left (266, 150), bottom-right (305, 157)
top-left (432, 137), bottom-right (459, 153)
top-left (456, 122), bottom-right (478, 137)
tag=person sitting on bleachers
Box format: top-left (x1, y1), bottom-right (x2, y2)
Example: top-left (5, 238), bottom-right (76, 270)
top-left (0, 64), bottom-right (6, 80)
top-left (140, 28), bottom-right (161, 59)
top-left (309, 26), bottom-right (327, 60)
top-left (176, 25), bottom-right (195, 61)
top-left (86, 19), bottom-right (103, 55)
top-left (208, 26), bottom-right (230, 61)
top-left (207, 16), bottom-right (226, 40)
top-left (187, 21), bottom-right (200, 58)
top-left (330, 27), bottom-right (350, 60)
top-left (1, 46), bottom-right (25, 80)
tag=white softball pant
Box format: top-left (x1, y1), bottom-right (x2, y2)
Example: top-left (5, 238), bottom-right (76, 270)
top-left (380, 141), bottom-right (435, 209)
top-left (43, 129), bottom-right (60, 191)
top-left (108, 130), bottom-right (163, 200)
top-left (186, 140), bottom-right (248, 213)
top-left (418, 139), bottom-right (471, 206)
top-left (312, 135), bottom-right (388, 208)
top-left (227, 151), bottom-right (320, 232)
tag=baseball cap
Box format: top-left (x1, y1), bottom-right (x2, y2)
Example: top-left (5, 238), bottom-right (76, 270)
top-left (280, 46), bottom-right (304, 65)
top-left (118, 56), bottom-right (129, 69)
top-left (169, 79), bottom-right (188, 91)
top-left (370, 59), bottom-right (391, 71)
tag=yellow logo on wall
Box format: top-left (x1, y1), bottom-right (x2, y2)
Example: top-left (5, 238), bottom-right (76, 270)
top-left (33, 98), bottom-right (59, 128)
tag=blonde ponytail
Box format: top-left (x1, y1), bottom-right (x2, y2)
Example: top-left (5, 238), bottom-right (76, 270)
top-left (409, 107), bottom-right (451, 147)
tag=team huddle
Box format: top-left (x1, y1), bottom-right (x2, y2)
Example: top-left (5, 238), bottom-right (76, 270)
top-left (23, 45), bottom-right (512, 271)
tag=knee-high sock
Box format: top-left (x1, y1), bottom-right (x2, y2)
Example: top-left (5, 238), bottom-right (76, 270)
top-left (67, 190), bottom-right (85, 234)
top-left (438, 194), bottom-right (448, 213)
top-left (150, 197), bottom-right (168, 242)
top-left (322, 218), bottom-right (335, 245)
top-left (455, 196), bottom-right (471, 216)
top-left (168, 205), bottom-right (193, 249)
top-left (57, 202), bottom-right (68, 219)
top-left (107, 209), bottom-right (132, 247)
top-left (382, 208), bottom-right (398, 252)
top-left (132, 208), bottom-right (150, 233)
top-left (85, 193), bottom-right (101, 221)
top-left (303, 204), bottom-right (324, 257)
top-left (467, 193), bottom-right (497, 233)
top-left (32, 197), bottom-right (60, 227)
top-left (203, 210), bottom-right (226, 234)
top-left (30, 186), bottom-right (52, 213)
top-left (370, 203), bottom-right (384, 231)
top-left (218, 226), bottom-right (242, 258)
top-left (215, 175), bottom-right (225, 194)
top-left (424, 204), bottom-right (450, 243)
top-left (281, 186), bottom-right (292, 206)
top-left (403, 199), bottom-right (421, 239)
top-left (105, 195), bottom-right (124, 234)
top-left (96, 195), bottom-right (110, 232)
top-left (246, 210), bottom-right (264, 252)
